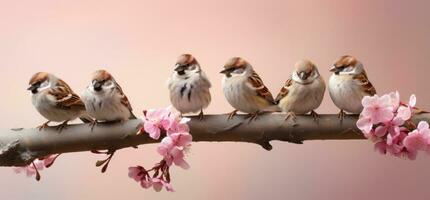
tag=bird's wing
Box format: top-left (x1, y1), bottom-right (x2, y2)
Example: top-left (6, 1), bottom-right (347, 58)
top-left (115, 83), bottom-right (136, 119)
top-left (50, 79), bottom-right (86, 110)
top-left (353, 71), bottom-right (376, 96)
top-left (247, 71), bottom-right (275, 104)
top-left (274, 78), bottom-right (293, 104)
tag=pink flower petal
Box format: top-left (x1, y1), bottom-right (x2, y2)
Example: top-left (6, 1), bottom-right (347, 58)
top-left (404, 130), bottom-right (428, 151)
top-left (128, 166), bottom-right (144, 182)
top-left (409, 94), bottom-right (417, 107)
top-left (374, 141), bottom-right (387, 154)
top-left (362, 95), bottom-right (378, 107)
top-left (374, 126), bottom-right (388, 137)
top-left (417, 121), bottom-right (429, 131)
top-left (388, 91), bottom-right (400, 110)
top-left (140, 179), bottom-right (153, 189)
top-left (357, 117), bottom-right (373, 135)
top-left (144, 122), bottom-right (161, 140)
top-left (397, 106), bottom-right (412, 121)
top-left (152, 178), bottom-right (164, 192)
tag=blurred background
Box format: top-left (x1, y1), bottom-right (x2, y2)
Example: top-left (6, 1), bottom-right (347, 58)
top-left (1, 0), bottom-right (430, 199)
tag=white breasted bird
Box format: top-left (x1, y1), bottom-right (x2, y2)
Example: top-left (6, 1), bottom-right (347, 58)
top-left (82, 69), bottom-right (135, 128)
top-left (28, 72), bottom-right (90, 132)
top-left (275, 59), bottom-right (326, 122)
top-left (221, 57), bottom-right (277, 121)
top-left (167, 54), bottom-right (211, 120)
top-left (328, 55), bottom-right (376, 120)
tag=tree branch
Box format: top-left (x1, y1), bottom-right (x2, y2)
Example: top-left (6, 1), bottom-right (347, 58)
top-left (1, 113), bottom-right (429, 167)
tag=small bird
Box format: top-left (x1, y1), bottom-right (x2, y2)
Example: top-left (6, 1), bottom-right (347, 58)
top-left (81, 69), bottom-right (136, 173)
top-left (221, 57), bottom-right (277, 121)
top-left (82, 70), bottom-right (136, 129)
top-left (275, 59), bottom-right (326, 122)
top-left (167, 54), bottom-right (211, 120)
top-left (28, 72), bottom-right (90, 132)
top-left (328, 55), bottom-right (376, 120)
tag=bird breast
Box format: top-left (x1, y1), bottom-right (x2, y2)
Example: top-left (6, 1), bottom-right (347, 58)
top-left (32, 91), bottom-right (83, 122)
top-left (328, 74), bottom-right (364, 113)
top-left (168, 73), bottom-right (211, 114)
top-left (82, 88), bottom-right (131, 121)
top-left (222, 75), bottom-right (270, 113)
top-left (278, 77), bottom-right (325, 114)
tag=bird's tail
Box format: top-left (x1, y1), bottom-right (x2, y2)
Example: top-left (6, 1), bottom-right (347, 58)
top-left (129, 112), bottom-right (137, 120)
top-left (79, 112), bottom-right (94, 123)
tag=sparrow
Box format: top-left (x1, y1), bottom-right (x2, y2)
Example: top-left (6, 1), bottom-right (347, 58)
top-left (275, 59), bottom-right (326, 122)
top-left (221, 57), bottom-right (277, 121)
top-left (82, 69), bottom-right (136, 127)
top-left (328, 55), bottom-right (376, 120)
top-left (28, 72), bottom-right (90, 132)
top-left (81, 69), bottom-right (136, 173)
top-left (167, 54), bottom-right (211, 120)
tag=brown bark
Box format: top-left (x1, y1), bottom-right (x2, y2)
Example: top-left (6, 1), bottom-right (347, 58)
top-left (1, 113), bottom-right (428, 167)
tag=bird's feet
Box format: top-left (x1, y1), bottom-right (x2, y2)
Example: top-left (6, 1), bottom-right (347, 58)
top-left (245, 111), bottom-right (260, 123)
top-left (89, 120), bottom-right (98, 132)
top-left (337, 110), bottom-right (346, 122)
top-left (198, 109), bottom-right (204, 121)
top-left (285, 112), bottom-right (297, 123)
top-left (37, 121), bottom-right (51, 131)
top-left (227, 110), bottom-right (238, 120)
top-left (310, 110), bottom-right (320, 123)
top-left (93, 149), bottom-right (116, 173)
top-left (56, 120), bottom-right (69, 133)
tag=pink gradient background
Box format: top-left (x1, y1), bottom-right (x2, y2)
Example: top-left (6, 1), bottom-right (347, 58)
top-left (1, 0), bottom-right (430, 199)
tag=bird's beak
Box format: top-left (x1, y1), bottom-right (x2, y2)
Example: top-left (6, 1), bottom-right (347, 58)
top-left (174, 65), bottom-right (186, 72)
top-left (27, 85), bottom-right (36, 91)
top-left (329, 65), bottom-right (337, 72)
top-left (27, 84), bottom-right (39, 94)
top-left (220, 68), bottom-right (230, 74)
top-left (93, 81), bottom-right (103, 91)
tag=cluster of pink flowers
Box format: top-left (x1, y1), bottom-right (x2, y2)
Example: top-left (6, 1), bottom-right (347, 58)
top-left (13, 154), bottom-right (60, 181)
top-left (357, 91), bottom-right (430, 160)
top-left (131, 107), bottom-right (192, 192)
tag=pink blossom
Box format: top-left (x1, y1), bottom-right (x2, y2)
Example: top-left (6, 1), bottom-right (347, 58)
top-left (358, 92), bottom-right (430, 160)
top-left (157, 137), bottom-right (175, 157)
top-left (152, 178), bottom-right (174, 192)
top-left (387, 91), bottom-right (400, 110)
top-left (140, 179), bottom-right (153, 189)
top-left (404, 121), bottom-right (430, 152)
top-left (386, 131), bottom-right (407, 155)
top-left (128, 166), bottom-right (153, 189)
top-left (143, 122), bottom-right (162, 140)
top-left (157, 137), bottom-right (190, 169)
top-left (170, 132), bottom-right (193, 147)
top-left (142, 107), bottom-right (173, 139)
top-left (13, 160), bottom-right (44, 178)
top-left (132, 107), bottom-right (192, 191)
top-left (128, 166), bottom-right (145, 182)
top-left (166, 117), bottom-right (190, 135)
top-left (361, 94), bottom-right (394, 124)
top-left (373, 117), bottom-right (404, 139)
top-left (397, 94), bottom-right (417, 121)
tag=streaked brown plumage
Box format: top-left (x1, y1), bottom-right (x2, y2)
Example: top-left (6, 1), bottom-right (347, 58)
top-left (221, 57), bottom-right (276, 121)
top-left (329, 55), bottom-right (376, 120)
top-left (28, 72), bottom-right (89, 131)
